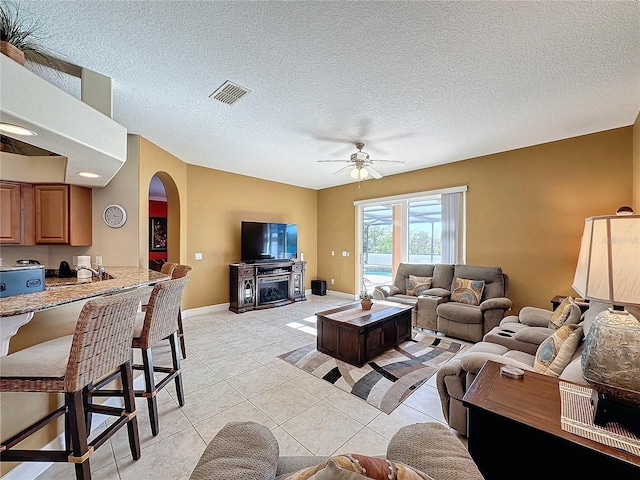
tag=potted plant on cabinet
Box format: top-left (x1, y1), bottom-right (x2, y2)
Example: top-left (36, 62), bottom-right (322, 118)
top-left (360, 291), bottom-right (373, 310)
top-left (0, 134), bottom-right (22, 154)
top-left (0, 1), bottom-right (60, 69)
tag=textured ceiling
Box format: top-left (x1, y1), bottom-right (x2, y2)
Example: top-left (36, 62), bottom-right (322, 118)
top-left (19, 1), bottom-right (640, 190)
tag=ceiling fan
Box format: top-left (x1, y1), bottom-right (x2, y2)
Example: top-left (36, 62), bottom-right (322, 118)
top-left (317, 143), bottom-right (405, 180)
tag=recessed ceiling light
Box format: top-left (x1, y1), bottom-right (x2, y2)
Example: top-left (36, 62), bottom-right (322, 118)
top-left (0, 123), bottom-right (37, 136)
top-left (77, 171), bottom-right (101, 178)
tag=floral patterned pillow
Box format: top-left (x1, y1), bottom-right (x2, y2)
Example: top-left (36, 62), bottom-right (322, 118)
top-left (450, 278), bottom-right (485, 305)
top-left (406, 275), bottom-right (432, 296)
top-left (549, 296), bottom-right (576, 329)
top-left (534, 324), bottom-right (583, 377)
top-left (278, 454), bottom-right (432, 480)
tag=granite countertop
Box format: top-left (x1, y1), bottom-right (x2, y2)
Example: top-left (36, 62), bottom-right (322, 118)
top-left (0, 266), bottom-right (170, 317)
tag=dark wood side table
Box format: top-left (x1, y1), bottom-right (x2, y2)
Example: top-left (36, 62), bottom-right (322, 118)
top-left (462, 360), bottom-right (640, 480)
top-left (550, 294), bottom-right (590, 314)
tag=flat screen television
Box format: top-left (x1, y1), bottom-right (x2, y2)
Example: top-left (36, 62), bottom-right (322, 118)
top-left (241, 221), bottom-right (298, 263)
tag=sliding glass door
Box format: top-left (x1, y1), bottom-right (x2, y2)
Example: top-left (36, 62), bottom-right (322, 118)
top-left (356, 187), bottom-right (466, 295)
top-left (361, 203), bottom-right (397, 290)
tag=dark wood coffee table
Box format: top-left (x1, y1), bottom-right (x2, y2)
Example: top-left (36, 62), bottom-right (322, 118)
top-left (315, 301), bottom-right (413, 367)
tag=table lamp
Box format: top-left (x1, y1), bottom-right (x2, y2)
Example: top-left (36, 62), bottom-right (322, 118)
top-left (572, 207), bottom-right (640, 431)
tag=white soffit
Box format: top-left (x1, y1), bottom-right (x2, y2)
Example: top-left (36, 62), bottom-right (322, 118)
top-left (0, 55), bottom-right (127, 187)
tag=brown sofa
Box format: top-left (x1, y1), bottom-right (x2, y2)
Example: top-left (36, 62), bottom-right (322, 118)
top-left (189, 420), bottom-right (484, 479)
top-left (435, 301), bottom-right (609, 436)
top-left (373, 263), bottom-right (511, 342)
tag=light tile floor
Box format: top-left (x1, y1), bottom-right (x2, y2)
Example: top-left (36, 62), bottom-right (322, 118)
top-left (35, 295), bottom-right (468, 480)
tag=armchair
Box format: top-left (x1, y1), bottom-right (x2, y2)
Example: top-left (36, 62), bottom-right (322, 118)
top-left (435, 265), bottom-right (511, 342)
top-left (483, 301), bottom-right (582, 355)
top-left (190, 420), bottom-right (484, 480)
top-left (436, 301), bottom-right (608, 436)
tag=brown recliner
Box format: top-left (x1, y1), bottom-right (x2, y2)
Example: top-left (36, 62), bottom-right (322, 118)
top-left (436, 301), bottom-right (609, 436)
top-left (435, 265), bottom-right (511, 342)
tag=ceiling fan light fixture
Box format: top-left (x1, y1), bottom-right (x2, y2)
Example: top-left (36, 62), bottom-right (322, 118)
top-left (359, 168), bottom-right (369, 179)
top-left (350, 167), bottom-right (360, 179)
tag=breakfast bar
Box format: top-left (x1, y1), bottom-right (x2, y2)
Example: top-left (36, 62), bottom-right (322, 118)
top-left (0, 266), bottom-right (170, 356)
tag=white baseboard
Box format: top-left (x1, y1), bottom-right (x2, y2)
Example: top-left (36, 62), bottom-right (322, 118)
top-left (182, 302), bottom-right (229, 317)
top-left (326, 290), bottom-right (358, 300)
top-left (182, 291), bottom-right (351, 318)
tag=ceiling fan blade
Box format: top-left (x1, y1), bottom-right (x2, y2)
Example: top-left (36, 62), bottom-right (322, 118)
top-left (369, 159), bottom-right (406, 165)
top-left (367, 166), bottom-right (383, 179)
top-left (317, 159), bottom-right (350, 163)
top-left (371, 132), bottom-right (415, 143)
top-left (332, 165), bottom-right (353, 175)
top-left (315, 135), bottom-right (357, 144)
top-left (357, 118), bottom-right (372, 140)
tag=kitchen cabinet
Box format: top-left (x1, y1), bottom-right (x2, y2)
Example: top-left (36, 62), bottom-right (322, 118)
top-left (34, 184), bottom-right (92, 246)
top-left (0, 182), bottom-right (34, 245)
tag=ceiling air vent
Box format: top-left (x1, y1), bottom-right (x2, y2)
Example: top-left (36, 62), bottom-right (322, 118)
top-left (209, 81), bottom-right (251, 106)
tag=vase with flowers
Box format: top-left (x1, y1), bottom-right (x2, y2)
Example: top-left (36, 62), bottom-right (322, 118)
top-left (0, 1), bottom-right (60, 69)
top-left (360, 291), bottom-right (373, 310)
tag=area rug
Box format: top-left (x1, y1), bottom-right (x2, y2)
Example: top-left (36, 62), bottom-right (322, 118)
top-left (278, 331), bottom-right (467, 414)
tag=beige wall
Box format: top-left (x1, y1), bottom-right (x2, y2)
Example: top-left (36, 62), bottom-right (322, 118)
top-left (633, 112), bottom-right (640, 212)
top-left (317, 127), bottom-right (634, 314)
top-left (135, 138), bottom-right (318, 310)
top-left (137, 136), bottom-right (189, 271)
top-left (184, 165), bottom-right (318, 309)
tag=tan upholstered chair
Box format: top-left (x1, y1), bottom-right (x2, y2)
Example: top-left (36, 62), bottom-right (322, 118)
top-left (0, 289), bottom-right (145, 480)
top-left (435, 264), bottom-right (511, 342)
top-left (436, 302), bottom-right (608, 436)
top-left (189, 421), bottom-right (484, 479)
top-left (171, 264), bottom-right (192, 358)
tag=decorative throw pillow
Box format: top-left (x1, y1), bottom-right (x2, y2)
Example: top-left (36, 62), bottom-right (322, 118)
top-left (278, 454), bottom-right (432, 480)
top-left (450, 278), bottom-right (485, 305)
top-left (534, 324), bottom-right (583, 377)
top-left (549, 296), bottom-right (576, 329)
top-left (406, 275), bottom-right (432, 296)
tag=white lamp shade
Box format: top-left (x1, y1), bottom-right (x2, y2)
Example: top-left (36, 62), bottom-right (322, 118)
top-left (572, 214), bottom-right (640, 305)
top-left (350, 168), bottom-right (360, 179)
top-left (359, 168), bottom-right (369, 179)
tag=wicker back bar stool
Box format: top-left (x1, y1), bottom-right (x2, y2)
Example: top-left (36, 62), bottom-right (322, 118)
top-left (160, 261), bottom-right (178, 276)
top-left (89, 276), bottom-right (190, 436)
top-left (141, 261), bottom-right (177, 310)
top-left (0, 289), bottom-right (146, 480)
top-left (171, 264), bottom-right (192, 358)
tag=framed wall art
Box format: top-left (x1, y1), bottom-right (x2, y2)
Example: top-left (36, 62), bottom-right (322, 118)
top-left (150, 217), bottom-right (168, 252)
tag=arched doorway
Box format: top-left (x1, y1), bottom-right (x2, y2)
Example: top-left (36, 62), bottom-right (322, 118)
top-left (147, 172), bottom-right (180, 271)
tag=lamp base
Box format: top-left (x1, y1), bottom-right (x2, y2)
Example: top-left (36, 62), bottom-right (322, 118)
top-left (591, 391), bottom-right (640, 437)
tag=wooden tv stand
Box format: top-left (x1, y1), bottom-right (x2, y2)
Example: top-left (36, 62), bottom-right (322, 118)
top-left (229, 261), bottom-right (306, 313)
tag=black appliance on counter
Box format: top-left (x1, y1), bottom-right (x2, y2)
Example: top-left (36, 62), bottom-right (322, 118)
top-left (58, 261), bottom-right (73, 278)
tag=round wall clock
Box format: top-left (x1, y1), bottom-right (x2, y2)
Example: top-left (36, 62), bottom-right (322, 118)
top-left (103, 204), bottom-right (127, 228)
